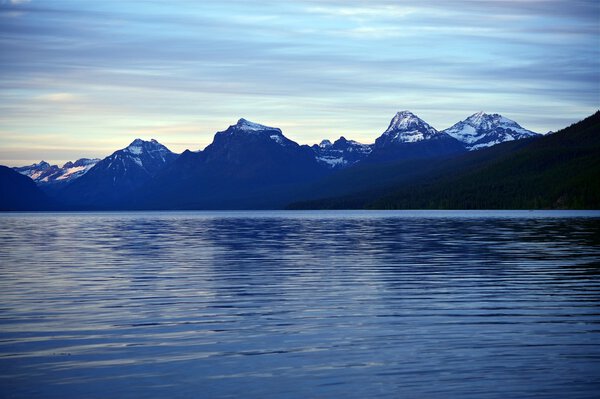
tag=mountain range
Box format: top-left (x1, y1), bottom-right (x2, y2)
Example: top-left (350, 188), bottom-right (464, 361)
top-left (127, 118), bottom-right (325, 209)
top-left (13, 158), bottom-right (100, 185)
top-left (57, 138), bottom-right (178, 208)
top-left (443, 111), bottom-right (539, 150)
top-left (290, 111), bottom-right (599, 210)
top-left (2, 111), bottom-right (597, 211)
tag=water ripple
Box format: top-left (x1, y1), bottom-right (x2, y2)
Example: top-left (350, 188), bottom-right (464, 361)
top-left (0, 210), bottom-right (599, 398)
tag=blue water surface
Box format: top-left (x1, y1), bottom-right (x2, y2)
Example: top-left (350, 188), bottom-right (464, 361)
top-left (0, 210), bottom-right (599, 398)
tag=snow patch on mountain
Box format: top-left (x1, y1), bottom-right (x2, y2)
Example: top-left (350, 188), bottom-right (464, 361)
top-left (443, 112), bottom-right (539, 150)
top-left (56, 165), bottom-right (87, 180)
top-left (14, 158), bottom-right (100, 184)
top-left (236, 118), bottom-right (272, 132)
top-left (316, 155), bottom-right (347, 167)
top-left (214, 118), bottom-right (299, 151)
top-left (108, 139), bottom-right (175, 174)
top-left (127, 145), bottom-right (143, 155)
top-left (312, 136), bottom-right (372, 169)
top-left (319, 140), bottom-right (332, 148)
top-left (381, 111), bottom-right (440, 143)
top-left (270, 134), bottom-right (284, 145)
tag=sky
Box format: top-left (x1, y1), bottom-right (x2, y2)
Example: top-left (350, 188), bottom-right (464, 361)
top-left (0, 0), bottom-right (598, 166)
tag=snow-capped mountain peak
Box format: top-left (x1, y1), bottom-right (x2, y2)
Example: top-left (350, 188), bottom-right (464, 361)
top-left (110, 139), bottom-right (174, 169)
top-left (68, 158), bottom-right (99, 168)
top-left (13, 161), bottom-right (54, 181)
top-left (386, 111), bottom-right (427, 133)
top-left (73, 139), bottom-right (178, 191)
top-left (235, 118), bottom-right (273, 132)
top-left (379, 110), bottom-right (440, 144)
top-left (124, 138), bottom-right (163, 153)
top-left (465, 112), bottom-right (521, 130)
top-left (121, 138), bottom-right (173, 160)
top-left (54, 139), bottom-right (178, 207)
top-left (216, 118), bottom-right (293, 148)
top-left (126, 139), bottom-right (145, 155)
top-left (370, 111), bottom-right (466, 160)
top-left (312, 136), bottom-right (372, 169)
top-left (33, 160), bottom-right (51, 170)
top-left (55, 158), bottom-right (100, 181)
top-left (469, 111), bottom-right (487, 125)
top-left (443, 112), bottom-right (539, 150)
top-left (13, 158), bottom-right (100, 184)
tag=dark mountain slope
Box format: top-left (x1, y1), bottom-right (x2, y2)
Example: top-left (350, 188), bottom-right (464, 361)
top-left (56, 139), bottom-right (177, 208)
top-left (288, 138), bottom-right (535, 209)
top-left (374, 111), bottom-right (599, 209)
top-left (129, 119), bottom-right (328, 209)
top-left (0, 166), bottom-right (55, 211)
top-left (289, 112), bottom-right (599, 209)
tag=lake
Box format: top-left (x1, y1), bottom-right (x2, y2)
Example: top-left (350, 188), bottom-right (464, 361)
top-left (0, 210), bottom-right (599, 398)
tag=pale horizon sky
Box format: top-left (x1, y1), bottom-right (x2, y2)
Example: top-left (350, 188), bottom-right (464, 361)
top-left (1, 0), bottom-right (598, 166)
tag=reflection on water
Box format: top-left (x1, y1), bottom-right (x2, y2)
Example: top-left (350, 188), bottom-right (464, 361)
top-left (0, 210), bottom-right (599, 398)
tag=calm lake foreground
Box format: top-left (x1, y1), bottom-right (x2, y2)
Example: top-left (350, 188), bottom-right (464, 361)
top-left (0, 210), bottom-right (599, 398)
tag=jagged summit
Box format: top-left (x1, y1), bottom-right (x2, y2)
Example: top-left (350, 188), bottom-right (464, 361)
top-left (312, 136), bottom-right (372, 169)
top-left (443, 112), bottom-right (539, 150)
top-left (123, 138), bottom-right (172, 157)
top-left (126, 138), bottom-right (160, 147)
top-left (129, 138), bottom-right (145, 145)
top-left (214, 118), bottom-right (293, 148)
top-left (378, 111), bottom-right (441, 145)
top-left (62, 158), bottom-right (99, 169)
top-left (234, 118), bottom-right (278, 132)
top-left (113, 138), bottom-right (174, 165)
top-left (127, 138), bottom-right (160, 145)
top-left (14, 158), bottom-right (100, 184)
top-left (13, 161), bottom-right (54, 181)
top-left (125, 139), bottom-right (145, 154)
top-left (469, 111), bottom-right (487, 125)
top-left (369, 111), bottom-right (466, 161)
top-left (466, 112), bottom-right (523, 130)
top-left (385, 111), bottom-right (432, 133)
top-left (21, 160), bottom-right (51, 170)
top-left (56, 138), bottom-right (178, 207)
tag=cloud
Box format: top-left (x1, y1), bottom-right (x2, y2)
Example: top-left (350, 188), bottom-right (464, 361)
top-left (306, 5), bottom-right (418, 19)
top-left (35, 92), bottom-right (78, 102)
top-left (0, 0), bottom-right (598, 165)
